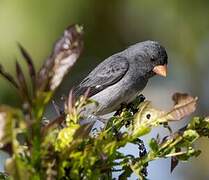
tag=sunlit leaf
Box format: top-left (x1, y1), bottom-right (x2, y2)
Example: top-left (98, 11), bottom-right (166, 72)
top-left (187, 117), bottom-right (209, 137)
top-left (133, 101), bottom-right (164, 131)
top-left (55, 124), bottom-right (80, 151)
top-left (0, 105), bottom-right (27, 155)
top-left (0, 106), bottom-right (13, 147)
top-left (5, 156), bottom-right (37, 180)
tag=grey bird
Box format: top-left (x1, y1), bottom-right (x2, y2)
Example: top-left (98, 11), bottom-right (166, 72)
top-left (74, 40), bottom-right (168, 116)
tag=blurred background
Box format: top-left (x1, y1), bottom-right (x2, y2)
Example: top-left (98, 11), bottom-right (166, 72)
top-left (0, 0), bottom-right (209, 179)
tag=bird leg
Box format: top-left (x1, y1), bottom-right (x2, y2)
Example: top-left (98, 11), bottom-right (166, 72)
top-left (114, 103), bottom-right (128, 116)
top-left (111, 94), bottom-right (146, 139)
top-left (127, 94), bottom-right (146, 114)
top-left (114, 94), bottom-right (146, 116)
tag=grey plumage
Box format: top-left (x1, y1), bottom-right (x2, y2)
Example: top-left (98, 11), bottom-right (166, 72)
top-left (74, 40), bottom-right (168, 116)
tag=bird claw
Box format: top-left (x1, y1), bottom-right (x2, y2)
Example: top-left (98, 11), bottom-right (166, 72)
top-left (114, 94), bottom-right (146, 116)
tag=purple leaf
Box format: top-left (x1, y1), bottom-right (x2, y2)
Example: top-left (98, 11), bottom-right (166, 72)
top-left (0, 64), bottom-right (18, 89)
top-left (15, 61), bottom-right (30, 103)
top-left (37, 24), bottom-right (84, 91)
top-left (170, 156), bottom-right (179, 173)
top-left (17, 43), bottom-right (36, 91)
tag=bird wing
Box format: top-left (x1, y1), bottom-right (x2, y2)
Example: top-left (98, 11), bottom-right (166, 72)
top-left (74, 56), bottom-right (129, 98)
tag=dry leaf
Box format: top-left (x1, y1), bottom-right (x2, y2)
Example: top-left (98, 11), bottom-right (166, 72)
top-left (49, 24), bottom-right (83, 90)
top-left (167, 93), bottom-right (198, 121)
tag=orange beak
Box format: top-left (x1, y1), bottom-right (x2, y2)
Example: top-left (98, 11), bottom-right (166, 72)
top-left (153, 64), bottom-right (167, 77)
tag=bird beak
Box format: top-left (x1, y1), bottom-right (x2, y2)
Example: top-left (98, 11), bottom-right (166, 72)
top-left (153, 64), bottom-right (167, 77)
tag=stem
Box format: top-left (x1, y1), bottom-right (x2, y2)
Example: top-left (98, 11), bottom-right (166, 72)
top-left (165, 151), bottom-right (187, 157)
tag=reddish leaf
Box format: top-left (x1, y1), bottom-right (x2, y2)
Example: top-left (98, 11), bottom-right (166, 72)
top-left (170, 156), bottom-right (179, 173)
top-left (15, 61), bottom-right (30, 103)
top-left (37, 24), bottom-right (84, 91)
top-left (17, 43), bottom-right (36, 91)
top-left (0, 64), bottom-right (18, 89)
top-left (68, 89), bottom-right (75, 114)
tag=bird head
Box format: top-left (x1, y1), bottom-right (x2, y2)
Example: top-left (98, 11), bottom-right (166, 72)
top-left (128, 40), bottom-right (168, 78)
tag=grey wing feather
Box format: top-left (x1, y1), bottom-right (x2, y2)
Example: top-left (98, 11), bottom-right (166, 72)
top-left (74, 56), bottom-right (129, 98)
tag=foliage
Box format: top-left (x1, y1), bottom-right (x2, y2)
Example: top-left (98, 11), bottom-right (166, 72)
top-left (0, 24), bottom-right (209, 180)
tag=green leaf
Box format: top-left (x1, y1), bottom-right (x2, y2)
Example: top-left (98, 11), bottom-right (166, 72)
top-left (5, 156), bottom-right (38, 180)
top-left (55, 124), bottom-right (80, 151)
top-left (177, 148), bottom-right (201, 161)
top-left (183, 130), bottom-right (199, 143)
top-left (0, 106), bottom-right (19, 147)
top-left (0, 172), bottom-right (9, 180)
top-left (149, 138), bottom-right (159, 152)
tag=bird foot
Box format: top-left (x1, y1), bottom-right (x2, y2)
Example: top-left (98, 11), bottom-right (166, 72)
top-left (114, 94), bottom-right (146, 116)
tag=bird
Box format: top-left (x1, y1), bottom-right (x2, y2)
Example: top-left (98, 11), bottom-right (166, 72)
top-left (74, 40), bottom-right (168, 116)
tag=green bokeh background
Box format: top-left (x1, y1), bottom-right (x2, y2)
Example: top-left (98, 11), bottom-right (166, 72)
top-left (1, 0), bottom-right (209, 179)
